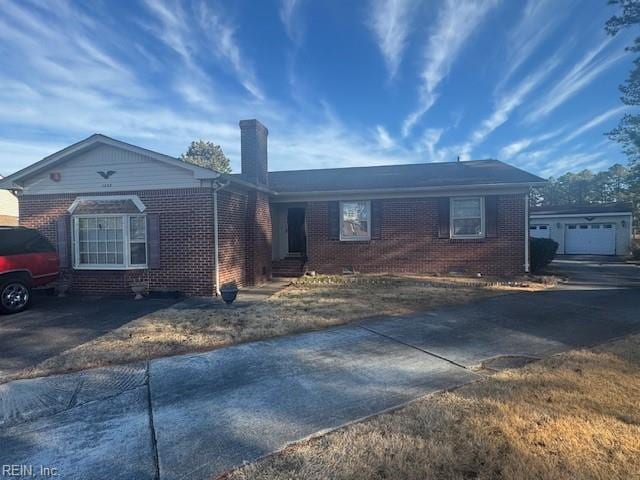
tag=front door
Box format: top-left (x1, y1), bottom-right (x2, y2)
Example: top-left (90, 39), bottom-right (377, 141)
top-left (287, 207), bottom-right (306, 255)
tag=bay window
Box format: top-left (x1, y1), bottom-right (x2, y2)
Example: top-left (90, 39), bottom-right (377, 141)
top-left (340, 201), bottom-right (371, 241)
top-left (73, 214), bottom-right (147, 269)
top-left (450, 197), bottom-right (484, 238)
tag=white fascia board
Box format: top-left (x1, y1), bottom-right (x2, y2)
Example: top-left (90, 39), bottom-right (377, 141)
top-left (67, 194), bottom-right (146, 213)
top-left (530, 212), bottom-right (632, 219)
top-left (270, 183), bottom-right (532, 203)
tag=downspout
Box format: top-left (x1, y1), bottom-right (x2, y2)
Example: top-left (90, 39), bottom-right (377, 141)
top-left (212, 178), bottom-right (230, 296)
top-left (524, 191), bottom-right (530, 273)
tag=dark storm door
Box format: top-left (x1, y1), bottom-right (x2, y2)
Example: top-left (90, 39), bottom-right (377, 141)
top-left (287, 207), bottom-right (306, 255)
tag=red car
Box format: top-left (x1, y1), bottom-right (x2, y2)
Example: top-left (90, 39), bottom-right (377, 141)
top-left (0, 227), bottom-right (59, 313)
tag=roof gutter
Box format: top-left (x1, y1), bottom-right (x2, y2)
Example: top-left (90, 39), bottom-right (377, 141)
top-left (271, 181), bottom-right (547, 196)
top-left (269, 181), bottom-right (547, 200)
top-left (221, 173), bottom-right (275, 194)
top-left (530, 212), bottom-right (633, 218)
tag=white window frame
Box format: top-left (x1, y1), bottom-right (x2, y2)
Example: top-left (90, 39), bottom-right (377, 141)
top-left (72, 214), bottom-right (148, 270)
top-left (450, 196), bottom-right (485, 239)
top-left (339, 200), bottom-right (371, 241)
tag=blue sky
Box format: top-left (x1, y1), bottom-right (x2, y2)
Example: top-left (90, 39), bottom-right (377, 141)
top-left (0, 0), bottom-right (634, 178)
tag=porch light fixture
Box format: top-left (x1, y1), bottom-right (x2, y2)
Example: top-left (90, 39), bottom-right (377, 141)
top-left (621, 220), bottom-right (627, 228)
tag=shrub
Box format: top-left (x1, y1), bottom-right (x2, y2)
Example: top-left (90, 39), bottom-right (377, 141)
top-left (632, 239), bottom-right (640, 260)
top-left (530, 237), bottom-right (559, 273)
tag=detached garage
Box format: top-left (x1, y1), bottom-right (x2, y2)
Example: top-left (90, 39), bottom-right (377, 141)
top-left (530, 203), bottom-right (633, 256)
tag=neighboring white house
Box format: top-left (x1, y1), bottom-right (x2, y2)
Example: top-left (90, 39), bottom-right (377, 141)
top-left (530, 202), bottom-right (633, 256)
top-left (0, 176), bottom-right (18, 225)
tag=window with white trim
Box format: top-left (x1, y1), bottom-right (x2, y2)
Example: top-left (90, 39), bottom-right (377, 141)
top-left (72, 214), bottom-right (147, 269)
top-left (450, 197), bottom-right (484, 238)
top-left (340, 201), bottom-right (371, 241)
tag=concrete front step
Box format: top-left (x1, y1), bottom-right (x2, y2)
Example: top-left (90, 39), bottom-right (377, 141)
top-left (272, 258), bottom-right (305, 277)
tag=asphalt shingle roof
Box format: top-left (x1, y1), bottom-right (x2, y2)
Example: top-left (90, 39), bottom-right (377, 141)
top-left (267, 159), bottom-right (545, 194)
top-left (530, 202), bottom-right (633, 215)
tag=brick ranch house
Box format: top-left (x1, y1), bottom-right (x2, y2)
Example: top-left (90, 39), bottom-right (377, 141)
top-left (0, 119), bottom-right (545, 296)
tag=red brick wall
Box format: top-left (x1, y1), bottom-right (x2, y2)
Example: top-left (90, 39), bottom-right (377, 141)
top-left (218, 188), bottom-right (248, 287)
top-left (19, 188), bottom-right (217, 296)
top-left (215, 188), bottom-right (272, 288)
top-left (244, 191), bottom-right (272, 285)
top-left (19, 185), bottom-right (273, 296)
top-left (306, 194), bottom-right (526, 277)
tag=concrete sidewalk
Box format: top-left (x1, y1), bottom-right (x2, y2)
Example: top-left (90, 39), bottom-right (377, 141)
top-left (1, 260), bottom-right (639, 480)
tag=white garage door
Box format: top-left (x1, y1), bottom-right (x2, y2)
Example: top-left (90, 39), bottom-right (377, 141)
top-left (565, 223), bottom-right (616, 255)
top-left (530, 224), bottom-right (550, 238)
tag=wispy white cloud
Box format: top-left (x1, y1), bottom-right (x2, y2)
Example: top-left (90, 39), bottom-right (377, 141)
top-left (368, 0), bottom-right (417, 80)
top-left (141, 0), bottom-right (264, 100)
top-left (375, 125), bottom-right (395, 149)
top-left (561, 105), bottom-right (626, 142)
top-left (0, 1), bottom-right (419, 176)
top-left (280, 0), bottom-right (304, 45)
top-left (0, 138), bottom-right (66, 176)
top-left (402, 0), bottom-right (499, 137)
top-left (497, 128), bottom-right (564, 160)
top-left (499, 0), bottom-right (572, 87)
top-left (501, 106), bottom-right (626, 169)
top-left (512, 148), bottom-right (554, 171)
top-left (499, 139), bottom-right (533, 160)
top-left (198, 3), bottom-right (264, 100)
top-left (419, 128), bottom-right (446, 161)
top-left (525, 38), bottom-right (626, 123)
top-left (460, 55), bottom-right (560, 156)
top-left (540, 152), bottom-right (608, 177)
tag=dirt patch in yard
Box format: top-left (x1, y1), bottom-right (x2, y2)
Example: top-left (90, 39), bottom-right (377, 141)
top-left (5, 274), bottom-right (548, 382)
top-left (225, 334), bottom-right (640, 480)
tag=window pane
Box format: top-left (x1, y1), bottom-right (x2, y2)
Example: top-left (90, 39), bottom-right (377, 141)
top-left (341, 202), bottom-right (370, 238)
top-left (130, 242), bottom-right (147, 265)
top-left (129, 217), bottom-right (146, 241)
top-left (453, 218), bottom-right (482, 236)
top-left (452, 198), bottom-right (481, 218)
top-left (76, 216), bottom-right (125, 266)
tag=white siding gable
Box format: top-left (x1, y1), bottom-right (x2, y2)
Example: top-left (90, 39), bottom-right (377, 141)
top-left (0, 189), bottom-right (18, 217)
top-left (20, 144), bottom-right (203, 194)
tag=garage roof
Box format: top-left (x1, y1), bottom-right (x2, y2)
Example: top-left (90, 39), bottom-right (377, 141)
top-left (530, 202), bottom-right (633, 216)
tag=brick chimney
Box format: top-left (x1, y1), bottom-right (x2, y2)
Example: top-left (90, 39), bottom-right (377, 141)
top-left (239, 119), bottom-right (268, 185)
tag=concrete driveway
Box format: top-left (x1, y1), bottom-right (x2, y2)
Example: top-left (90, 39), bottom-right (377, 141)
top-left (0, 295), bottom-right (177, 378)
top-left (1, 258), bottom-right (638, 480)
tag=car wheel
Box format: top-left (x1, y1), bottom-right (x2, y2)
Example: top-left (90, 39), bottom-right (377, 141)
top-left (0, 279), bottom-right (32, 314)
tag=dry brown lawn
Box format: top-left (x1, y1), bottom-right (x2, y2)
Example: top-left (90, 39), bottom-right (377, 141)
top-left (226, 334), bottom-right (640, 480)
top-left (5, 274), bottom-right (549, 383)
